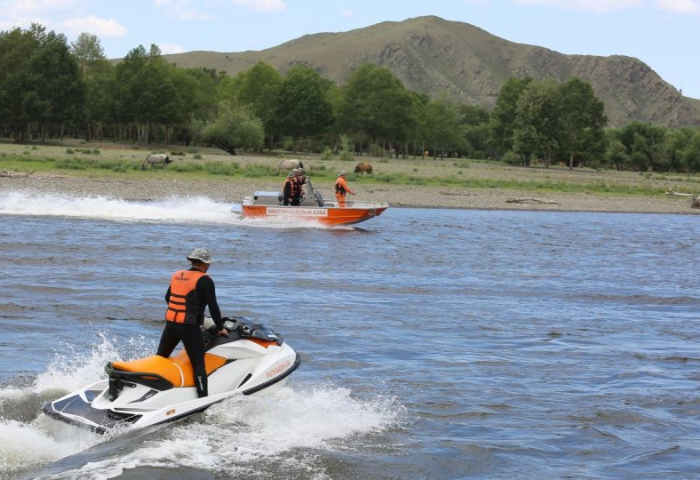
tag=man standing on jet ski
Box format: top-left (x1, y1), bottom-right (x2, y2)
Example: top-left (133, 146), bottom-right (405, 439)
top-left (156, 248), bottom-right (227, 398)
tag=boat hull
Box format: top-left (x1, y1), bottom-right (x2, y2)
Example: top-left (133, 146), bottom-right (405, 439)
top-left (241, 204), bottom-right (388, 226)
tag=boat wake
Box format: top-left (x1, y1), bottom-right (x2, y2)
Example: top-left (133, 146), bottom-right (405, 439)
top-left (0, 336), bottom-right (401, 479)
top-left (0, 190), bottom-right (346, 229)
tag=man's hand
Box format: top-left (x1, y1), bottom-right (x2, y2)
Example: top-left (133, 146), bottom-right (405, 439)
top-left (217, 329), bottom-right (228, 337)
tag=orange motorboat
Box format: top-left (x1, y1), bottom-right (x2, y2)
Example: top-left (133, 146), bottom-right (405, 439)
top-left (234, 182), bottom-right (389, 226)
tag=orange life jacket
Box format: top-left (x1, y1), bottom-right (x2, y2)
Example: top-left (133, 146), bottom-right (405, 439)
top-left (165, 269), bottom-right (207, 324)
top-left (335, 178), bottom-right (346, 195)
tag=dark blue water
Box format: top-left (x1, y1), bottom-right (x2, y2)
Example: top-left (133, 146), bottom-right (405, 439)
top-left (1, 192), bottom-right (699, 479)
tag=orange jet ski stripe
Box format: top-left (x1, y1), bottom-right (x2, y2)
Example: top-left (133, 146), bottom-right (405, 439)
top-left (165, 269), bottom-right (207, 324)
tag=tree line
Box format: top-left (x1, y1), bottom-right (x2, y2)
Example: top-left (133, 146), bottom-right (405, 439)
top-left (2, 24), bottom-right (700, 172)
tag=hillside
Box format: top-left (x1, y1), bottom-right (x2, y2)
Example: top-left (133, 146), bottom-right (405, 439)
top-left (163, 16), bottom-right (700, 128)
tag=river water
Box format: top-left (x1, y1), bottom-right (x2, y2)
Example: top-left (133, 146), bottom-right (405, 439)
top-left (0, 190), bottom-right (699, 479)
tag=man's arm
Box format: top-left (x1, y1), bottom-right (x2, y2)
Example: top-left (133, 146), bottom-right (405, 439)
top-left (198, 276), bottom-right (223, 330)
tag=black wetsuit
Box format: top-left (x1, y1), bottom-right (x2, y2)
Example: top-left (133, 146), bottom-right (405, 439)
top-left (156, 269), bottom-right (223, 397)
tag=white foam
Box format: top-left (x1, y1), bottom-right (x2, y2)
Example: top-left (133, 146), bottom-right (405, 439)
top-left (49, 385), bottom-right (401, 479)
top-left (32, 334), bottom-right (145, 394)
top-left (0, 191), bottom-right (340, 229)
top-left (0, 418), bottom-right (100, 475)
top-left (0, 190), bottom-right (238, 225)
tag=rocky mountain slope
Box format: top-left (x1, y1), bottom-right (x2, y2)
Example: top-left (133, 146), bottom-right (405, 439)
top-left (163, 16), bottom-right (700, 128)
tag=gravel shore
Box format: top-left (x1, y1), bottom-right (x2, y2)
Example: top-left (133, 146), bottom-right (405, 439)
top-left (2, 174), bottom-right (698, 215)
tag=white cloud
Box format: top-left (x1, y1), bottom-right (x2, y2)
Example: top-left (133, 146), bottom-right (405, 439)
top-left (63, 15), bottom-right (127, 38)
top-left (654, 0), bottom-right (700, 13)
top-left (341, 9), bottom-right (354, 18)
top-left (513, 0), bottom-right (644, 13)
top-left (158, 42), bottom-right (186, 54)
top-left (153, 0), bottom-right (215, 20)
top-left (232, 0), bottom-right (286, 13)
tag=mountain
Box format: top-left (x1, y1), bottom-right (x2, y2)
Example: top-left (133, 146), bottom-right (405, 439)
top-left (162, 16), bottom-right (700, 128)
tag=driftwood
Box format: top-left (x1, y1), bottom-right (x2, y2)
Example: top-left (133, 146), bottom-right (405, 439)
top-left (665, 189), bottom-right (694, 197)
top-left (0, 170), bottom-right (34, 178)
top-left (440, 191), bottom-right (474, 197)
top-left (665, 189), bottom-right (700, 208)
top-left (0, 170), bottom-right (66, 179)
top-left (506, 197), bottom-right (560, 205)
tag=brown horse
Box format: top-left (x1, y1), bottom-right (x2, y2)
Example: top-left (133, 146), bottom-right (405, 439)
top-left (354, 162), bottom-right (373, 174)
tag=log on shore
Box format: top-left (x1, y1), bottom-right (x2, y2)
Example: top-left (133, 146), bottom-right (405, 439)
top-left (506, 197), bottom-right (560, 205)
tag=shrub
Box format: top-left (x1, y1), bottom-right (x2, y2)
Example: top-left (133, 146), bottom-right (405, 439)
top-left (240, 164), bottom-right (275, 177)
top-left (205, 161), bottom-right (239, 176)
top-left (338, 135), bottom-right (354, 162)
top-left (320, 147), bottom-right (333, 161)
top-left (193, 153), bottom-right (203, 160)
top-left (170, 163), bottom-right (204, 173)
top-left (56, 158), bottom-right (87, 170)
top-left (66, 148), bottom-right (75, 155)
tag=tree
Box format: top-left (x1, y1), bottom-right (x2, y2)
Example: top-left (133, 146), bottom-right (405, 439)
top-left (336, 63), bottom-right (414, 154)
top-left (558, 77), bottom-right (607, 169)
top-left (423, 93), bottom-right (463, 159)
top-left (459, 104), bottom-right (491, 159)
top-left (490, 77), bottom-right (532, 158)
top-left (235, 61), bottom-right (283, 150)
top-left (277, 65), bottom-right (333, 150)
top-left (70, 32), bottom-right (114, 141)
top-left (71, 32), bottom-right (105, 70)
top-left (513, 79), bottom-right (562, 168)
top-left (605, 140), bottom-right (628, 171)
top-left (199, 103), bottom-right (264, 155)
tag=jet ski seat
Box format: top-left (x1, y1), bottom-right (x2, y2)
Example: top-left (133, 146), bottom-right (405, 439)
top-left (109, 352), bottom-right (228, 391)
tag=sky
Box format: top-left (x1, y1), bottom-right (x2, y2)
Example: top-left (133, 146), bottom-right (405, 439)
top-left (1, 0), bottom-right (699, 98)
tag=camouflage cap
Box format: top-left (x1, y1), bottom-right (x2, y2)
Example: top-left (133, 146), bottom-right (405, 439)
top-left (186, 248), bottom-right (213, 264)
top-left (287, 171), bottom-right (295, 177)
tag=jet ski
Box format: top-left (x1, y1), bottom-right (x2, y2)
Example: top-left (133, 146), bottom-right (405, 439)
top-left (43, 317), bottom-right (300, 434)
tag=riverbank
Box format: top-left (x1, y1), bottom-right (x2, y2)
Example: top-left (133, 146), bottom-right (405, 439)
top-left (1, 141), bottom-right (699, 214)
top-left (1, 173), bottom-right (698, 214)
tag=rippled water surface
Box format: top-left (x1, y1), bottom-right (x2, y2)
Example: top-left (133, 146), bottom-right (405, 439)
top-left (1, 190), bottom-right (699, 479)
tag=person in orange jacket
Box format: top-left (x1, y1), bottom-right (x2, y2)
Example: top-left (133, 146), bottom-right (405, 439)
top-left (157, 248), bottom-right (227, 398)
top-left (334, 171), bottom-right (355, 207)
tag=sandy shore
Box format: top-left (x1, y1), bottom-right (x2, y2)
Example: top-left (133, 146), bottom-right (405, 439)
top-left (2, 174), bottom-right (698, 215)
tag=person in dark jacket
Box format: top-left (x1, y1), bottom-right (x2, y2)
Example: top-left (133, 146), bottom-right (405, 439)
top-left (156, 248), bottom-right (227, 397)
top-left (291, 168), bottom-right (306, 206)
top-left (282, 171), bottom-right (294, 206)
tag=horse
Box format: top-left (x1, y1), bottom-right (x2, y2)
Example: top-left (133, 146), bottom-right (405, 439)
top-left (354, 162), bottom-right (373, 174)
top-left (142, 153), bottom-right (172, 171)
top-left (275, 159), bottom-right (304, 176)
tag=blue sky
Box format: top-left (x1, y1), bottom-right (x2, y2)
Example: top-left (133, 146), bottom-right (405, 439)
top-left (1, 0), bottom-right (699, 98)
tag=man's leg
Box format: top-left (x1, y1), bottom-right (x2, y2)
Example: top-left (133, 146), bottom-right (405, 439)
top-left (156, 321), bottom-right (179, 358)
top-left (180, 324), bottom-right (208, 397)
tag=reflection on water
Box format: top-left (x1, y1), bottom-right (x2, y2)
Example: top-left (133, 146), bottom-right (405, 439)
top-left (1, 191), bottom-right (700, 479)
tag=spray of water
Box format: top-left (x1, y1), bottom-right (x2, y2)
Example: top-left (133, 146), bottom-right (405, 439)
top-left (0, 335), bottom-right (401, 479)
top-left (0, 190), bottom-right (340, 230)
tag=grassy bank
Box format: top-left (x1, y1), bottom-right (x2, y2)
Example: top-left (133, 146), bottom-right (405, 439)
top-left (2, 141), bottom-right (700, 198)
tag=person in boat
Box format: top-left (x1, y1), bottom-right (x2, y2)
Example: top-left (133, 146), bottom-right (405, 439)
top-left (334, 171), bottom-right (355, 207)
top-left (282, 171), bottom-right (295, 206)
top-left (291, 168), bottom-right (306, 206)
top-left (156, 248), bottom-right (227, 398)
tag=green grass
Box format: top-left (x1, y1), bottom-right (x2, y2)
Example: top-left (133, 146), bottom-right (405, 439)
top-left (0, 152), bottom-right (683, 197)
